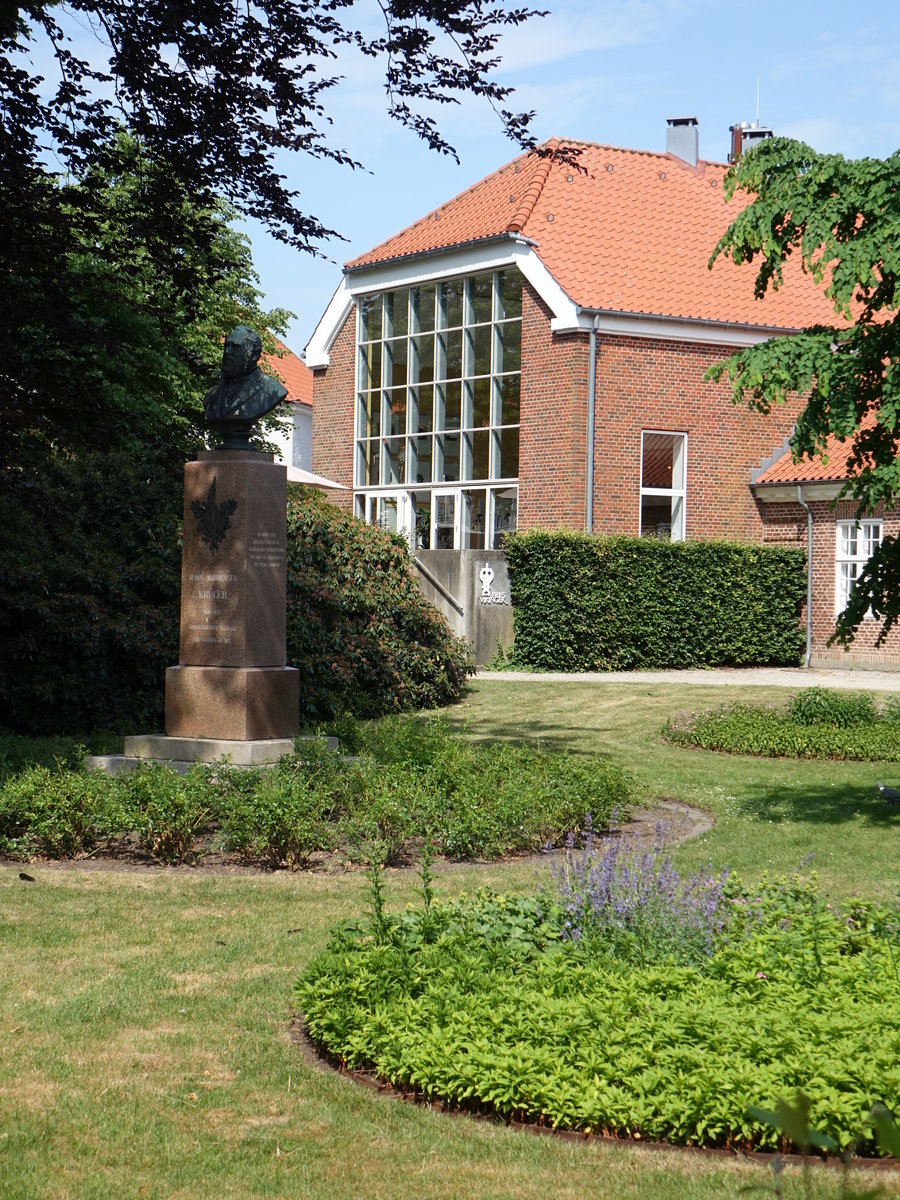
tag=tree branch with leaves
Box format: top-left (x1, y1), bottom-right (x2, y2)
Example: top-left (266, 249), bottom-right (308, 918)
top-left (707, 137), bottom-right (900, 644)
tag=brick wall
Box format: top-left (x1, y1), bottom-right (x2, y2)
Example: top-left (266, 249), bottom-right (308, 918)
top-left (590, 334), bottom-right (803, 541)
top-left (518, 284), bottom-right (589, 529)
top-left (311, 308), bottom-right (356, 511)
top-left (760, 498), bottom-right (900, 667)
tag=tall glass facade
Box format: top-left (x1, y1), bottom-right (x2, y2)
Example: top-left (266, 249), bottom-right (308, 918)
top-left (355, 268), bottom-right (521, 550)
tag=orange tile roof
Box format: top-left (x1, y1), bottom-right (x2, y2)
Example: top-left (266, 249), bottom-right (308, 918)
top-left (754, 419), bottom-right (876, 485)
top-left (263, 339), bottom-right (313, 405)
top-left (346, 140), bottom-right (842, 331)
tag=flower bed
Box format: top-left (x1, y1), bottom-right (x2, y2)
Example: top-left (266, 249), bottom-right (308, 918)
top-left (297, 838), bottom-right (900, 1154)
top-left (663, 688), bottom-right (900, 761)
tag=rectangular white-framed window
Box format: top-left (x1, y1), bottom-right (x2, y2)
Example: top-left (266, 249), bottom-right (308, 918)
top-left (835, 519), bottom-right (882, 615)
top-left (640, 431), bottom-right (686, 541)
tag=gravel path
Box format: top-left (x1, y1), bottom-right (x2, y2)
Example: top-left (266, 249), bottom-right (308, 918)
top-left (477, 665), bottom-right (900, 691)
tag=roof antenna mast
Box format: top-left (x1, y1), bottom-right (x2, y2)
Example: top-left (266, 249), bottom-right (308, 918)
top-left (756, 75), bottom-right (760, 125)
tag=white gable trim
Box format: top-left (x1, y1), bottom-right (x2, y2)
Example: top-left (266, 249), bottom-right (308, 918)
top-left (305, 238), bottom-right (798, 366)
top-left (305, 278), bottom-right (355, 370)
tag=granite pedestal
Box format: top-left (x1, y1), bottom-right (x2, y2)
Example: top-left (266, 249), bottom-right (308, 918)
top-left (89, 450), bottom-right (299, 774)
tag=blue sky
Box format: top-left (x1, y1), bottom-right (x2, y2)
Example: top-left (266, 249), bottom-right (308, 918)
top-left (241, 1), bottom-right (900, 352)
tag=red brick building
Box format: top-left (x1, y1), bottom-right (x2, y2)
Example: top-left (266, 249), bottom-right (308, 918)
top-left (306, 119), bottom-right (899, 666)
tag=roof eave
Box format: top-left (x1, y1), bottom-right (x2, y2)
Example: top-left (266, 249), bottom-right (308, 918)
top-left (751, 479), bottom-right (847, 502)
top-left (345, 231), bottom-right (535, 277)
top-left (575, 304), bottom-right (804, 339)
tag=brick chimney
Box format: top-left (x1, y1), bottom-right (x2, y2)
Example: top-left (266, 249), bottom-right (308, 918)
top-left (728, 121), bottom-right (774, 163)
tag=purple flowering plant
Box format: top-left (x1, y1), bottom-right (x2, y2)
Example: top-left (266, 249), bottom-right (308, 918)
top-left (547, 814), bottom-right (729, 966)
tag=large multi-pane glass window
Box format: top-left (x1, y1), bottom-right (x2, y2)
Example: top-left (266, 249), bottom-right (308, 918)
top-left (355, 268), bottom-right (521, 549)
top-left (835, 519), bottom-right (882, 615)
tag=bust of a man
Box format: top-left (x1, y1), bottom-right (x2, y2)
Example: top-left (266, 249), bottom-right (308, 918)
top-left (203, 326), bottom-right (288, 425)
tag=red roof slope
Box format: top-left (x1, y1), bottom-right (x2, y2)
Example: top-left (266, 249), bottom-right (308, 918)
top-left (755, 417), bottom-right (877, 485)
top-left (264, 340), bottom-right (313, 405)
top-left (347, 140), bottom-right (841, 331)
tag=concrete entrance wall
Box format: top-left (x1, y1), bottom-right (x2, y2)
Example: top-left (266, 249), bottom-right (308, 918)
top-left (412, 550), bottom-right (514, 666)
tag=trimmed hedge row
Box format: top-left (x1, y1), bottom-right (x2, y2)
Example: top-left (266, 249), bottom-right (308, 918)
top-left (503, 531), bottom-right (806, 671)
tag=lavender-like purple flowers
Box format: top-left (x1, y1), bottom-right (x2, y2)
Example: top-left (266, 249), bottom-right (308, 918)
top-left (549, 816), bottom-right (729, 966)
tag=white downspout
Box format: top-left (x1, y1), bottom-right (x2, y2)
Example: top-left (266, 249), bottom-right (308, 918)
top-left (585, 315), bottom-right (599, 532)
top-left (796, 485), bottom-right (813, 669)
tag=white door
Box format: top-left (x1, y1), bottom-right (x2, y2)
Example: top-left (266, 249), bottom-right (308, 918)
top-left (432, 490), bottom-right (459, 549)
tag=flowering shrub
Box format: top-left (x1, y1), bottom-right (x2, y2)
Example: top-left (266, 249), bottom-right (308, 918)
top-left (548, 821), bottom-right (729, 965)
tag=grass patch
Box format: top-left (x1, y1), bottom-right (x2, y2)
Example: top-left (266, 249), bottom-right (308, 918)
top-left (663, 688), bottom-right (900, 761)
top-left (1, 864), bottom-right (832, 1200)
top-left (451, 680), bottom-right (900, 900)
top-left (4, 682), bottom-right (900, 1197)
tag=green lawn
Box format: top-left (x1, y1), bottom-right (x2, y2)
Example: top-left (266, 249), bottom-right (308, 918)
top-left (453, 680), bottom-right (900, 900)
top-left (2, 679), bottom-right (899, 1199)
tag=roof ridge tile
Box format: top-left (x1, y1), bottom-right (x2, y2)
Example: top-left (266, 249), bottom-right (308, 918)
top-left (508, 141), bottom-right (558, 232)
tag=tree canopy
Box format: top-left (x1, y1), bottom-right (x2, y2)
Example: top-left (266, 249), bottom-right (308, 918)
top-left (708, 137), bottom-right (900, 644)
top-left (3, 0), bottom-right (541, 253)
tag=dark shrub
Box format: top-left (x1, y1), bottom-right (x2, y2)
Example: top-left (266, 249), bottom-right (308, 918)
top-left (0, 453), bottom-right (181, 735)
top-left (285, 487), bottom-right (472, 722)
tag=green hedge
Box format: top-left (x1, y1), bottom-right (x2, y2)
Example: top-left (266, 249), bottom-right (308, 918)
top-left (503, 531), bottom-right (806, 671)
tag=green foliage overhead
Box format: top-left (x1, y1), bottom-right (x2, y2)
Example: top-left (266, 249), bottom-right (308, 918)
top-left (297, 877), bottom-right (900, 1153)
top-left (286, 488), bottom-right (472, 723)
top-left (2, 2), bottom-right (541, 254)
top-left (707, 137), bottom-right (900, 644)
top-left (2, 133), bottom-right (290, 467)
top-left (503, 530), bottom-right (806, 671)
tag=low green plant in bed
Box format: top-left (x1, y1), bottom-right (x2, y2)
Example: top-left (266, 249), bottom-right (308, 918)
top-left (663, 687), bottom-right (900, 761)
top-left (297, 832), bottom-right (900, 1155)
top-left (0, 715), bottom-right (628, 866)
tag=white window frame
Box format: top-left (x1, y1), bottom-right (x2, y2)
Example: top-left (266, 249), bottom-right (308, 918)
top-left (639, 430), bottom-right (687, 541)
top-left (835, 519), bottom-right (882, 616)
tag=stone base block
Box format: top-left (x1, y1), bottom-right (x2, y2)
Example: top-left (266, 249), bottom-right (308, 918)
top-left (85, 734), bottom-right (336, 776)
top-left (165, 665), bottom-right (300, 740)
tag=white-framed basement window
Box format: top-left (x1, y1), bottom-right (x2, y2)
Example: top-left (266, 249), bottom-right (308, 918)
top-left (835, 519), bottom-right (882, 615)
top-left (640, 431), bottom-right (686, 541)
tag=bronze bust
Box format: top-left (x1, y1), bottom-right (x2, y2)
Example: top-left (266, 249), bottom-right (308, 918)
top-left (204, 326), bottom-right (287, 448)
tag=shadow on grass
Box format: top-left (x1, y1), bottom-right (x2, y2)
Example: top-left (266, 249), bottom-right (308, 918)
top-left (451, 718), bottom-right (608, 756)
top-left (738, 778), bottom-right (900, 828)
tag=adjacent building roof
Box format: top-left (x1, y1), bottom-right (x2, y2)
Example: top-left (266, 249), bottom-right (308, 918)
top-left (754, 422), bottom-right (874, 487)
top-left (346, 139), bottom-right (841, 331)
top-left (263, 339), bottom-right (313, 405)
